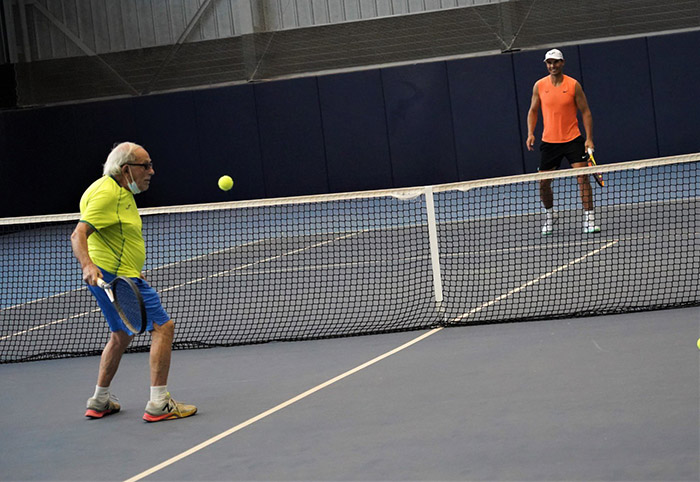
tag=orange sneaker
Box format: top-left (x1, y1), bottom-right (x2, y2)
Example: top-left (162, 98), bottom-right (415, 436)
top-left (85, 395), bottom-right (120, 418)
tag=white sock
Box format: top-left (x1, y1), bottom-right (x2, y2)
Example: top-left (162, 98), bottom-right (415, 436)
top-left (545, 208), bottom-right (554, 220)
top-left (150, 385), bottom-right (168, 402)
top-left (93, 385), bottom-right (110, 401)
top-left (584, 210), bottom-right (595, 224)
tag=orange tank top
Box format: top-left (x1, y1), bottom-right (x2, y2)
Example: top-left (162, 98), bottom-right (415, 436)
top-left (538, 74), bottom-right (581, 143)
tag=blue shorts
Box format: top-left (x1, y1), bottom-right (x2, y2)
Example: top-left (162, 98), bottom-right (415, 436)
top-left (88, 268), bottom-right (171, 335)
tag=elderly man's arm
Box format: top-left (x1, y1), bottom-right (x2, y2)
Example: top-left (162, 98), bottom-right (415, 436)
top-left (71, 222), bottom-right (102, 286)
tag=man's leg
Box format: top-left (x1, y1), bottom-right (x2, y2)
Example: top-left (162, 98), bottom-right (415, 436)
top-left (540, 178), bottom-right (554, 210)
top-left (150, 319), bottom-right (174, 386)
top-left (538, 141), bottom-right (561, 236)
top-left (572, 161), bottom-right (599, 233)
top-left (572, 162), bottom-right (594, 212)
top-left (86, 330), bottom-right (132, 418)
top-left (143, 320), bottom-right (197, 422)
top-left (97, 330), bottom-right (133, 387)
top-left (540, 175), bottom-right (556, 235)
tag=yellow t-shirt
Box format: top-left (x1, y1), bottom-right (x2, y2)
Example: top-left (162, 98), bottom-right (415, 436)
top-left (78, 176), bottom-right (145, 277)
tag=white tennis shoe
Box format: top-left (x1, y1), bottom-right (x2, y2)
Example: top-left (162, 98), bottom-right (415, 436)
top-left (85, 394), bottom-right (120, 418)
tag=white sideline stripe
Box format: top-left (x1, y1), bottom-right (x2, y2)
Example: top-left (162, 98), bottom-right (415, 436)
top-left (122, 240), bottom-right (617, 482)
top-left (450, 240), bottom-right (620, 322)
top-left (123, 327), bottom-right (444, 482)
top-left (0, 228), bottom-right (687, 314)
top-left (1, 238), bottom-right (620, 341)
top-left (0, 308), bottom-right (101, 341)
top-left (158, 232), bottom-right (359, 294)
top-left (0, 287), bottom-right (86, 312)
top-left (0, 234), bottom-right (360, 340)
top-left (218, 237), bottom-right (630, 276)
top-left (151, 238), bottom-right (267, 272)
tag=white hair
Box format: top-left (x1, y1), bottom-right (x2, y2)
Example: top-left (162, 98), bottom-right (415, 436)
top-left (103, 142), bottom-right (143, 176)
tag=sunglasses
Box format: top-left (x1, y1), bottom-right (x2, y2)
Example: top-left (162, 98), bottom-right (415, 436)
top-left (126, 162), bottom-right (153, 170)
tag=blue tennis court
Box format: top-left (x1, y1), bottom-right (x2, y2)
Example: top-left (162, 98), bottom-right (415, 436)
top-left (1, 306), bottom-right (697, 481)
top-left (0, 156), bottom-right (698, 481)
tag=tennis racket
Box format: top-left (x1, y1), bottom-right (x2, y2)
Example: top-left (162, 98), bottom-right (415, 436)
top-left (586, 148), bottom-right (605, 187)
top-left (97, 277), bottom-right (147, 334)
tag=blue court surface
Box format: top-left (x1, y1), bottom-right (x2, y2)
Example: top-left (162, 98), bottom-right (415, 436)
top-left (1, 306), bottom-right (698, 481)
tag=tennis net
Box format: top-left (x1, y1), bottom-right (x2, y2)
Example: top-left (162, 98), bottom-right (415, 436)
top-left (1, 153), bottom-right (698, 363)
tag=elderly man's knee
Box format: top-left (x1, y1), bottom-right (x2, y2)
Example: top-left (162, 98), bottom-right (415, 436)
top-left (152, 320), bottom-right (174, 339)
top-left (110, 330), bottom-right (133, 349)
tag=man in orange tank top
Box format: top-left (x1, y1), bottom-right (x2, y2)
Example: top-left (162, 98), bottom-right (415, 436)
top-left (526, 48), bottom-right (600, 235)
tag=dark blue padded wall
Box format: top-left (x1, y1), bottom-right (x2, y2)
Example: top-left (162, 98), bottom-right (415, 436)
top-left (70, 97), bottom-right (138, 198)
top-left (512, 47), bottom-right (583, 174)
top-left (447, 54), bottom-right (524, 179)
top-left (647, 30), bottom-right (700, 156)
top-left (579, 38), bottom-right (658, 163)
top-left (192, 84), bottom-right (266, 202)
top-left (317, 70), bottom-right (393, 192)
top-left (0, 113), bottom-right (8, 217)
top-left (0, 105), bottom-right (78, 217)
top-left (381, 62), bottom-right (458, 187)
top-left (2, 30), bottom-right (699, 218)
top-left (254, 77), bottom-right (329, 197)
top-left (131, 91), bottom-right (202, 207)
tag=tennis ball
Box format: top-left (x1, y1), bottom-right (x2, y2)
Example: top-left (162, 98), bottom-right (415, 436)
top-left (697, 338), bottom-right (700, 350)
top-left (218, 175), bottom-right (233, 191)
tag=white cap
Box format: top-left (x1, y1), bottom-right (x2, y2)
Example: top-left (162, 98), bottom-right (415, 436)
top-left (544, 49), bottom-right (564, 61)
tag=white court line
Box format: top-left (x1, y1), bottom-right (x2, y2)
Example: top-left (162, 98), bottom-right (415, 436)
top-left (158, 232), bottom-right (359, 294)
top-left (450, 240), bottom-right (619, 323)
top-left (147, 238), bottom-right (268, 273)
top-left (0, 234), bottom-right (360, 340)
top-left (0, 286), bottom-right (88, 313)
top-left (0, 308), bottom-right (101, 341)
top-left (123, 328), bottom-right (443, 482)
top-left (0, 229), bottom-right (684, 314)
top-left (122, 240), bottom-right (618, 482)
top-left (227, 238), bottom-right (619, 276)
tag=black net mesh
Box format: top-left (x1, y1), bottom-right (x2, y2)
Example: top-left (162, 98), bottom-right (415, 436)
top-left (1, 154), bottom-right (698, 363)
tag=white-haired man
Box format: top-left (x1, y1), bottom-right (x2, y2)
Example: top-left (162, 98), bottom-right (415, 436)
top-left (71, 142), bottom-right (197, 422)
top-left (526, 48), bottom-right (599, 235)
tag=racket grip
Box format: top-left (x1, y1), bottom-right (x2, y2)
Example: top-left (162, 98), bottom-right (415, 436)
top-left (587, 148), bottom-right (594, 155)
top-left (96, 278), bottom-right (115, 302)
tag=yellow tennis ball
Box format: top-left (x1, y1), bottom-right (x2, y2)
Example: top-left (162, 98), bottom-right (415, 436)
top-left (697, 338), bottom-right (700, 350)
top-left (218, 175), bottom-right (233, 191)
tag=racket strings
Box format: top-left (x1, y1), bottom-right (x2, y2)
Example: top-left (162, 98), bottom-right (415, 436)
top-left (113, 280), bottom-right (146, 333)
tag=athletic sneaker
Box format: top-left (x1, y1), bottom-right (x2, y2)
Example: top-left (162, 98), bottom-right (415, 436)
top-left (583, 211), bottom-right (600, 234)
top-left (541, 220), bottom-right (553, 235)
top-left (541, 212), bottom-right (556, 235)
top-left (583, 223), bottom-right (601, 234)
top-left (143, 393), bottom-right (197, 422)
top-left (85, 394), bottom-right (120, 419)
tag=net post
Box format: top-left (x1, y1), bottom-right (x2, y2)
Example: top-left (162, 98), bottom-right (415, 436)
top-left (424, 186), bottom-right (444, 307)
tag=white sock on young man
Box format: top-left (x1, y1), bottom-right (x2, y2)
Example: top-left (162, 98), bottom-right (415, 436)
top-left (584, 210), bottom-right (595, 224)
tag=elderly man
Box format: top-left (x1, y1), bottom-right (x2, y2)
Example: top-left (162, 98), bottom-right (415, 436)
top-left (71, 142), bottom-right (196, 422)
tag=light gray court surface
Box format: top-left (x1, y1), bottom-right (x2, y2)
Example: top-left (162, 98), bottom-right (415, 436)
top-left (1, 307), bottom-right (698, 481)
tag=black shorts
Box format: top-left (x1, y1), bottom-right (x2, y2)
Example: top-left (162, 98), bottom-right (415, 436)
top-left (539, 135), bottom-right (587, 171)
